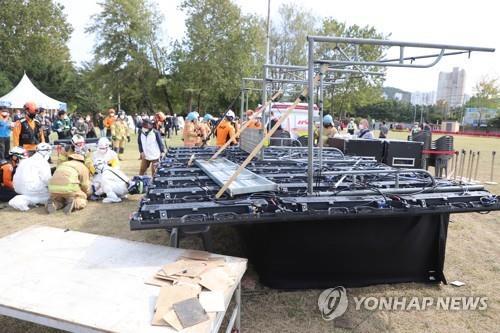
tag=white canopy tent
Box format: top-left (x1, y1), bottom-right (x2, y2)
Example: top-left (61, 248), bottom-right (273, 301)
top-left (0, 73), bottom-right (67, 110)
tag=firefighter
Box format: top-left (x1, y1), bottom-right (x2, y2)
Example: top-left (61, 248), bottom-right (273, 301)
top-left (111, 111), bottom-right (130, 160)
top-left (12, 102), bottom-right (45, 153)
top-left (245, 109), bottom-right (262, 129)
top-left (103, 108), bottom-right (116, 137)
top-left (52, 109), bottom-right (72, 140)
top-left (92, 137), bottom-right (119, 169)
top-left (56, 134), bottom-right (93, 170)
top-left (0, 147), bottom-right (27, 202)
top-left (197, 114), bottom-right (213, 146)
top-left (47, 153), bottom-right (91, 214)
top-left (215, 110), bottom-right (237, 147)
top-left (183, 112), bottom-right (201, 147)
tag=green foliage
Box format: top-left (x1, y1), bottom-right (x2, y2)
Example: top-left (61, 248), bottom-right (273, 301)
top-left (354, 99), bottom-right (442, 123)
top-left (0, 0), bottom-right (75, 103)
top-left (269, 4), bottom-right (316, 66)
top-left (0, 72), bottom-right (13, 96)
top-left (317, 18), bottom-right (388, 118)
top-left (171, 0), bottom-right (265, 115)
top-left (466, 78), bottom-right (500, 110)
top-left (86, 0), bottom-right (170, 114)
top-left (490, 115), bottom-right (500, 128)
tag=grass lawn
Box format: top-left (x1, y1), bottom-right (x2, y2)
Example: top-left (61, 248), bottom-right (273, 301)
top-left (0, 129), bottom-right (499, 333)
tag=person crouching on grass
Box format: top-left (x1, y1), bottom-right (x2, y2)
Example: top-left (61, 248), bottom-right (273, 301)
top-left (138, 118), bottom-right (165, 176)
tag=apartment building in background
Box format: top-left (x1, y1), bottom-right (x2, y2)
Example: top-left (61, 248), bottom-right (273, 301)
top-left (436, 67), bottom-right (466, 107)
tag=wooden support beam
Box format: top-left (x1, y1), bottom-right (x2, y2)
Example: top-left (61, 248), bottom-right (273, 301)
top-left (215, 72), bottom-right (322, 199)
top-left (209, 90), bottom-right (283, 160)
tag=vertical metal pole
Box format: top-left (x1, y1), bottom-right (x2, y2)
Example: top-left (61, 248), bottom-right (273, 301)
top-left (469, 152), bottom-right (475, 181)
top-left (169, 228), bottom-right (179, 248)
top-left (318, 70), bottom-right (325, 174)
top-left (307, 37), bottom-right (315, 194)
top-left (118, 93), bottom-right (121, 112)
top-left (245, 89), bottom-right (249, 114)
top-left (236, 282), bottom-right (241, 331)
top-left (453, 151), bottom-right (459, 180)
top-left (240, 82), bottom-right (245, 121)
top-left (262, 0), bottom-right (271, 106)
top-left (459, 149), bottom-right (466, 181)
top-left (474, 151), bottom-right (480, 182)
top-left (466, 149), bottom-right (473, 181)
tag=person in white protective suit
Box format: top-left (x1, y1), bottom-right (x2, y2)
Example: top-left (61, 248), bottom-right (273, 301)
top-left (9, 143), bottom-right (53, 211)
top-left (91, 137), bottom-right (119, 171)
top-left (92, 158), bottom-right (129, 203)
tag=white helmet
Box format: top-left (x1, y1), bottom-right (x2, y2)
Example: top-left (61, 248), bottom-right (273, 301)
top-left (93, 158), bottom-right (107, 174)
top-left (36, 142), bottom-right (52, 160)
top-left (9, 146), bottom-right (27, 159)
top-left (97, 137), bottom-right (111, 151)
top-left (226, 110), bottom-right (235, 119)
top-left (71, 134), bottom-right (85, 146)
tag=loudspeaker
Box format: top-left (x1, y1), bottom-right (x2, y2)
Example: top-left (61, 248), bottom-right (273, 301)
top-left (383, 140), bottom-right (423, 168)
top-left (327, 138), bottom-right (384, 162)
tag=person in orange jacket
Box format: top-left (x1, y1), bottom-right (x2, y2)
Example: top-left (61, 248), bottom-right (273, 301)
top-left (0, 147), bottom-right (27, 202)
top-left (103, 108), bottom-right (116, 137)
top-left (245, 109), bottom-right (262, 129)
top-left (215, 110), bottom-right (237, 147)
top-left (12, 102), bottom-right (45, 153)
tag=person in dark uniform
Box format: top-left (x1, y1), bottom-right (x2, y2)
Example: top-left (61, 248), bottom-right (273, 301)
top-left (12, 102), bottom-right (45, 154)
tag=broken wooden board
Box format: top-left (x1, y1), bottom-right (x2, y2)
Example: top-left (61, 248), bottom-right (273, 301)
top-left (151, 284), bottom-right (201, 326)
top-left (173, 297), bottom-right (209, 328)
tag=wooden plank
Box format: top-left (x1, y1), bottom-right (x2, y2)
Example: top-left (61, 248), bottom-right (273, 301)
top-left (210, 89), bottom-right (283, 160)
top-left (0, 226), bottom-right (247, 333)
top-left (215, 69), bottom-right (324, 198)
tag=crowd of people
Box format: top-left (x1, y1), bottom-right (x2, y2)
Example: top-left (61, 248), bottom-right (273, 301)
top-left (0, 100), bottom-right (428, 214)
top-left (0, 102), bottom-right (157, 214)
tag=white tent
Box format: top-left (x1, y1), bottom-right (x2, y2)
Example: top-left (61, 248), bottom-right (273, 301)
top-left (0, 73), bottom-right (67, 110)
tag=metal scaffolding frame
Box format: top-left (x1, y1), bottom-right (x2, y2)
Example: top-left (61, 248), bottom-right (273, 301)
top-left (252, 63), bottom-right (385, 135)
top-left (306, 36), bottom-right (495, 194)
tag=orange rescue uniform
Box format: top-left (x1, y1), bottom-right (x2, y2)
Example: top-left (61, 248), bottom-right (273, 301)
top-left (12, 117), bottom-right (45, 152)
top-left (183, 122), bottom-right (199, 147)
top-left (0, 163), bottom-right (14, 190)
top-left (103, 115), bottom-right (116, 130)
top-left (246, 118), bottom-right (262, 129)
top-left (215, 119), bottom-right (236, 147)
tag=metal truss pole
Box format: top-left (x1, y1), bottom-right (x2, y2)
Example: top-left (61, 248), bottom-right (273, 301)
top-left (240, 81), bottom-right (245, 120)
top-left (307, 37), bottom-right (315, 194)
top-left (319, 69), bottom-right (325, 174)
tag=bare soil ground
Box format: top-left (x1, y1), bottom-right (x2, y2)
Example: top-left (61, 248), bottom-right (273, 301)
top-left (0, 130), bottom-right (498, 333)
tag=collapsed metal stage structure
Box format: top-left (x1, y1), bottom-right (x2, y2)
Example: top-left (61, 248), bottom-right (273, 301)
top-left (131, 146), bottom-right (499, 230)
top-left (130, 36), bottom-right (498, 288)
top-left (130, 146), bottom-right (499, 288)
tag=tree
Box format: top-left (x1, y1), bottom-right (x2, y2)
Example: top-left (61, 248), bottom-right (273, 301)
top-left (269, 4), bottom-right (317, 67)
top-left (465, 77), bottom-right (500, 126)
top-left (317, 18), bottom-right (388, 119)
top-left (171, 0), bottom-right (265, 115)
top-left (0, 0), bottom-right (76, 101)
top-left (86, 0), bottom-right (171, 114)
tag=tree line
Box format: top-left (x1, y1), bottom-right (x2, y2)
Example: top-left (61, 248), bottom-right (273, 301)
top-left (1, 0), bottom-right (497, 125)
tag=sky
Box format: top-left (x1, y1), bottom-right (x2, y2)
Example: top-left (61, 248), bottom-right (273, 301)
top-left (58, 0), bottom-right (500, 95)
